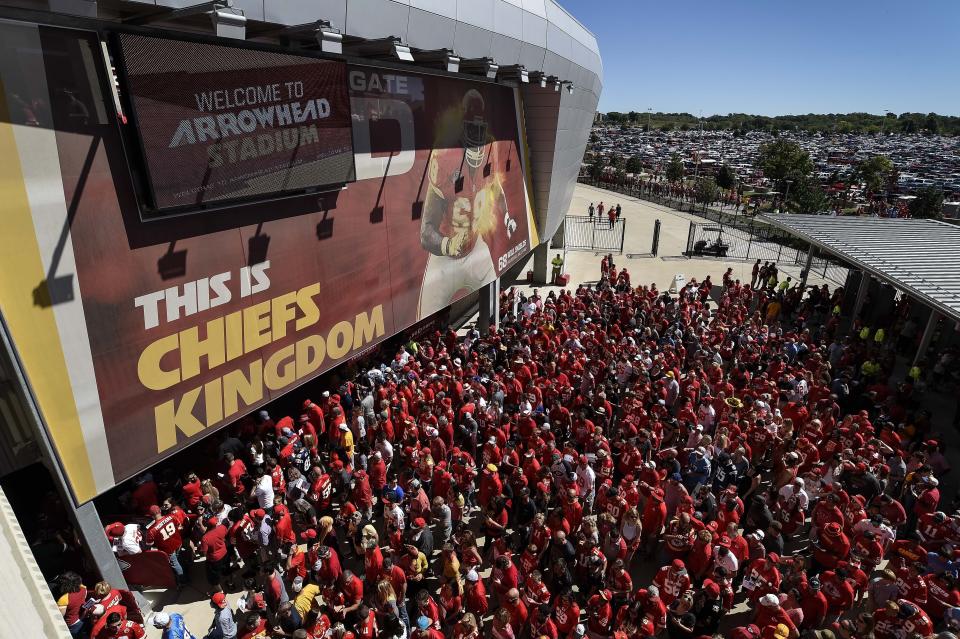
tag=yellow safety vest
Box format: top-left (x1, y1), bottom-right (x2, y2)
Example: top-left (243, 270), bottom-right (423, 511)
top-left (860, 327), bottom-right (871, 340)
top-left (908, 366), bottom-right (921, 381)
top-left (874, 328), bottom-right (885, 344)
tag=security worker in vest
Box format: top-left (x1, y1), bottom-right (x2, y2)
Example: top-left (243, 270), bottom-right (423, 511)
top-left (551, 253), bottom-right (564, 284)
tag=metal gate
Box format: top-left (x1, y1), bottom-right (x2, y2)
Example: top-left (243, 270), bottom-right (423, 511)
top-left (683, 221), bottom-right (849, 285)
top-left (564, 215), bottom-right (626, 253)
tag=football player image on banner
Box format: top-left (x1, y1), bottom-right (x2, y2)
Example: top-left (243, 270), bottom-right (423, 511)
top-left (417, 88), bottom-right (519, 317)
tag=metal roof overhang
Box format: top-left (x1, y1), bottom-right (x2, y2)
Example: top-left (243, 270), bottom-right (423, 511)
top-left (759, 214), bottom-right (960, 323)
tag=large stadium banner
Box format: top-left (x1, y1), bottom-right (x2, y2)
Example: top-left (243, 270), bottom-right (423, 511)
top-left (0, 23), bottom-right (537, 502)
top-left (115, 33), bottom-right (356, 211)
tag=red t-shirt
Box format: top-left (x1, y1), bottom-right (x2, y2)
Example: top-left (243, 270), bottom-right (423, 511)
top-left (182, 479), bottom-right (203, 509)
top-left (201, 525), bottom-right (228, 561)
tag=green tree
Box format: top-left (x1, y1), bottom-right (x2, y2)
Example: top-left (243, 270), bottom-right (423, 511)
top-left (909, 187), bottom-right (945, 219)
top-left (716, 164), bottom-right (737, 191)
top-left (588, 155), bottom-right (607, 180)
top-left (756, 139), bottom-right (814, 191)
top-left (614, 168), bottom-right (627, 184)
top-left (856, 155), bottom-right (894, 195)
top-left (788, 179), bottom-right (831, 214)
top-left (694, 178), bottom-right (719, 205)
top-left (608, 154), bottom-right (624, 170)
top-left (666, 153), bottom-right (684, 184)
top-left (625, 155), bottom-right (643, 174)
top-left (627, 111), bottom-right (639, 124)
top-left (924, 113), bottom-right (940, 134)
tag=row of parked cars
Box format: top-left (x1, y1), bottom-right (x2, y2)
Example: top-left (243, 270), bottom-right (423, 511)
top-left (590, 127), bottom-right (960, 198)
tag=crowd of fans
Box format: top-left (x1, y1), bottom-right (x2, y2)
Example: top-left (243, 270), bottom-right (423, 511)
top-left (54, 255), bottom-right (960, 639)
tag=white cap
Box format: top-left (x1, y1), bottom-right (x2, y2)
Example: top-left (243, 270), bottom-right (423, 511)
top-left (152, 612), bottom-right (170, 628)
top-left (760, 593), bottom-right (780, 607)
top-left (466, 569), bottom-right (479, 582)
top-left (322, 390), bottom-right (330, 397)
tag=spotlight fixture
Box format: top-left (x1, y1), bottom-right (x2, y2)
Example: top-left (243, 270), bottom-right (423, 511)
top-left (529, 71), bottom-right (548, 89)
top-left (459, 57), bottom-right (499, 80)
top-left (498, 65), bottom-right (529, 84)
top-left (414, 49), bottom-right (461, 73)
top-left (344, 36), bottom-right (413, 62)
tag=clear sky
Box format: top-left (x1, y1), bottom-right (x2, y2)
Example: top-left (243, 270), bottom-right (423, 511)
top-left (559, 0), bottom-right (960, 116)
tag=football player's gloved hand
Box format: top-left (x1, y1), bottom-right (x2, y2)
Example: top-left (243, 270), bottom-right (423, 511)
top-left (504, 211), bottom-right (518, 239)
top-left (442, 197), bottom-right (473, 257)
top-left (443, 232), bottom-right (468, 257)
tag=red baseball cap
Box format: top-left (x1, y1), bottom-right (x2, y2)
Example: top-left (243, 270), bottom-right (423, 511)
top-left (703, 579), bottom-right (720, 598)
top-left (212, 592), bottom-right (227, 608)
top-left (413, 518), bottom-right (427, 529)
top-left (148, 505), bottom-right (161, 516)
top-left (251, 509), bottom-right (266, 519)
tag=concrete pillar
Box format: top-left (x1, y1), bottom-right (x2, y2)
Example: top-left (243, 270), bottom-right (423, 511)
top-left (914, 309), bottom-right (941, 366)
top-left (478, 278), bottom-right (500, 335)
top-left (799, 243), bottom-right (815, 291)
top-left (551, 220), bottom-right (566, 249)
top-left (852, 270), bottom-right (871, 321)
top-left (74, 501), bottom-right (134, 593)
top-left (531, 242), bottom-right (550, 285)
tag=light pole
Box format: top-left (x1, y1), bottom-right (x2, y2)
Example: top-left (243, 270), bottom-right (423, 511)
top-left (646, 107), bottom-right (652, 133)
top-left (880, 109), bottom-right (892, 136)
top-left (782, 179), bottom-right (794, 213)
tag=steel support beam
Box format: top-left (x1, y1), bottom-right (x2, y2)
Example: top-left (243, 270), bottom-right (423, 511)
top-left (913, 309), bottom-right (941, 367)
top-left (852, 270), bottom-right (871, 321)
top-left (799, 243), bottom-right (815, 291)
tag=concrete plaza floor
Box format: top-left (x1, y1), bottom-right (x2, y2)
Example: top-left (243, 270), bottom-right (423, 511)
top-left (527, 182), bottom-right (837, 296)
